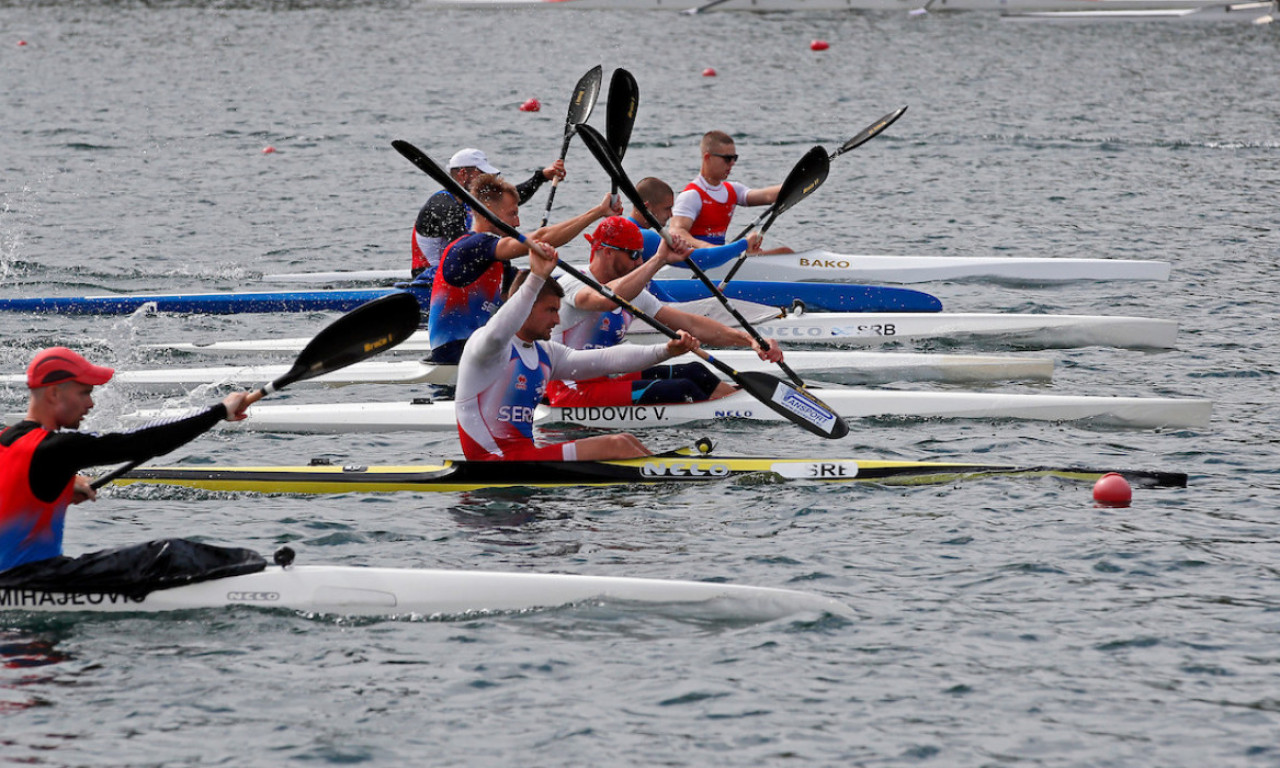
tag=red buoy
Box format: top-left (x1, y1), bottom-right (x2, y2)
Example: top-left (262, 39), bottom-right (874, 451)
top-left (17, 40), bottom-right (28, 46)
top-left (519, 98), bottom-right (541, 112)
top-left (702, 67), bottom-right (717, 77)
top-left (261, 146), bottom-right (276, 154)
top-left (1093, 472), bottom-right (1132, 507)
top-left (810, 40), bottom-right (830, 51)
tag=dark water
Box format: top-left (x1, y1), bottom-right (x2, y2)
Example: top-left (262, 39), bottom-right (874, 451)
top-left (3, 2), bottom-right (1279, 765)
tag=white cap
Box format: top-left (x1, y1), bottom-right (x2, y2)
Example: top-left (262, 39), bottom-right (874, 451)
top-left (448, 148), bottom-right (500, 174)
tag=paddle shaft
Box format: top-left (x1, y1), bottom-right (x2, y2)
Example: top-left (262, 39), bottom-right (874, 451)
top-left (574, 123), bottom-right (807, 388)
top-left (539, 66), bottom-right (603, 228)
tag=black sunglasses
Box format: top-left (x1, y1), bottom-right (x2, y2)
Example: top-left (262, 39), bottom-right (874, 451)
top-left (709, 152), bottom-right (739, 163)
top-left (604, 244), bottom-right (642, 261)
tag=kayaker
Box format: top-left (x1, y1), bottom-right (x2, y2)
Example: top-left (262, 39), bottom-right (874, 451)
top-left (667, 131), bottom-right (793, 255)
top-left (545, 217), bottom-right (783, 409)
top-left (410, 148), bottom-right (566, 281)
top-left (628, 176), bottom-right (764, 275)
top-left (455, 238), bottom-right (699, 461)
top-left (426, 173), bottom-right (619, 365)
top-left (0, 347), bottom-right (252, 573)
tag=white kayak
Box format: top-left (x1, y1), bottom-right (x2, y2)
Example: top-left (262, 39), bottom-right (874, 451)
top-left (262, 250), bottom-right (1171, 286)
top-left (1003, 0), bottom-right (1276, 20)
top-left (683, 250), bottom-right (1172, 285)
top-left (0, 564), bottom-right (850, 620)
top-left (128, 389), bottom-right (1212, 432)
top-left (148, 313), bottom-right (1178, 353)
top-left (43, 350), bottom-right (1052, 393)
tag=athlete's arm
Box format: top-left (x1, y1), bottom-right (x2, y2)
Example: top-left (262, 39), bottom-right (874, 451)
top-left (528, 193), bottom-right (620, 249)
top-left (743, 183), bottom-right (781, 207)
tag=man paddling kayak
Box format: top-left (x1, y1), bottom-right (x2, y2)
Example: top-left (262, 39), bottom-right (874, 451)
top-left (455, 237), bottom-right (699, 462)
top-left (628, 177), bottom-right (763, 276)
top-left (411, 148), bottom-right (566, 280)
top-left (547, 217), bottom-right (783, 408)
top-left (667, 131), bottom-right (793, 255)
top-left (0, 348), bottom-right (252, 573)
top-left (425, 174), bottom-right (619, 365)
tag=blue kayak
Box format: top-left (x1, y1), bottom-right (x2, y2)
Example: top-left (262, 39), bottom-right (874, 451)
top-left (0, 288), bottom-right (423, 315)
top-left (0, 281), bottom-right (938, 315)
top-left (651, 280), bottom-right (942, 313)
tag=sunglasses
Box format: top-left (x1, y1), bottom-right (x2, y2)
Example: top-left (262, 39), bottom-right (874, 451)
top-left (709, 152), bottom-right (739, 163)
top-left (604, 244), bottom-right (643, 261)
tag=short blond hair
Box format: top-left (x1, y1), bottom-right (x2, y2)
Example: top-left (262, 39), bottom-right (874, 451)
top-left (700, 131), bottom-right (734, 154)
top-left (469, 173), bottom-right (517, 210)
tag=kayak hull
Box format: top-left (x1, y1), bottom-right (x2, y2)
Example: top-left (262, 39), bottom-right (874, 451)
top-left (147, 313), bottom-right (1179, 353)
top-left (650, 280), bottom-right (942, 312)
top-left (675, 250), bottom-right (1173, 285)
top-left (126, 388), bottom-right (1213, 432)
top-left (17, 350), bottom-right (1053, 392)
top-left (0, 279), bottom-right (935, 316)
top-left (111, 455), bottom-right (1189, 493)
top-left (0, 565), bottom-right (851, 619)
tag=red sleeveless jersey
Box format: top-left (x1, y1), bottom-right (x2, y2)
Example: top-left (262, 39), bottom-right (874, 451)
top-left (683, 181), bottom-right (738, 244)
top-left (0, 427), bottom-right (75, 571)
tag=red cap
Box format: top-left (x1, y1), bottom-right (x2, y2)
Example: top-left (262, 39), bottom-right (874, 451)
top-left (584, 216), bottom-right (644, 256)
top-left (26, 347), bottom-right (114, 388)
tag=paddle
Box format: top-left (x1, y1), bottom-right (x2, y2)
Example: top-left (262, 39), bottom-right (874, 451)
top-left (605, 68), bottom-right (639, 209)
top-left (539, 65), bottom-right (603, 228)
top-left (390, 139), bottom-right (848, 440)
top-left (683, 0), bottom-right (733, 14)
top-left (828, 106), bottom-right (908, 162)
top-left (574, 123), bottom-right (809, 390)
top-left (717, 107), bottom-right (906, 287)
top-left (714, 146), bottom-right (830, 287)
top-left (91, 292), bottom-right (422, 489)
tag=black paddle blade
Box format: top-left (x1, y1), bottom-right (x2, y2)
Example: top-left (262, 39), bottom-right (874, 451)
top-left (606, 68), bottom-right (639, 161)
top-left (576, 123), bottom-right (664, 231)
top-left (566, 65), bottom-right (604, 137)
top-left (735, 371), bottom-right (849, 439)
top-left (275, 292), bottom-right (422, 389)
top-left (393, 140), bottom-right (454, 190)
top-left (727, 145), bottom-right (830, 243)
top-left (771, 146), bottom-right (830, 220)
top-left (830, 106), bottom-right (907, 160)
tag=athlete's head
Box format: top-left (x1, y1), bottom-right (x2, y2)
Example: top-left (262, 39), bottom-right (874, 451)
top-left (585, 217), bottom-right (644, 262)
top-left (509, 269), bottom-right (565, 343)
top-left (470, 174), bottom-right (520, 228)
top-left (448, 147), bottom-right (499, 177)
top-left (700, 131), bottom-right (738, 181)
top-left (27, 347), bottom-right (113, 389)
top-left (635, 177), bottom-right (674, 227)
top-left (26, 347), bottom-right (113, 429)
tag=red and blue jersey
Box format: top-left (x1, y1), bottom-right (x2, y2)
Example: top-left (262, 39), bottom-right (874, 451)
top-left (428, 232), bottom-right (513, 363)
top-left (0, 428), bottom-right (74, 572)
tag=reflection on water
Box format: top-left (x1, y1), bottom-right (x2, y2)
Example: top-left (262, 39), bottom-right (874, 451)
top-left (0, 629), bottom-right (72, 713)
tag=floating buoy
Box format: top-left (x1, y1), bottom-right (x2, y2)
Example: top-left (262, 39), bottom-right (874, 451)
top-left (17, 40), bottom-right (27, 46)
top-left (702, 67), bottom-right (717, 77)
top-left (519, 98), bottom-right (541, 112)
top-left (261, 146), bottom-right (276, 155)
top-left (810, 40), bottom-right (829, 51)
top-left (1092, 472), bottom-right (1132, 507)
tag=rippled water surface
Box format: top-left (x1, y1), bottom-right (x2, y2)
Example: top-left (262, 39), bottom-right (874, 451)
top-left (2, 2), bottom-right (1279, 765)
